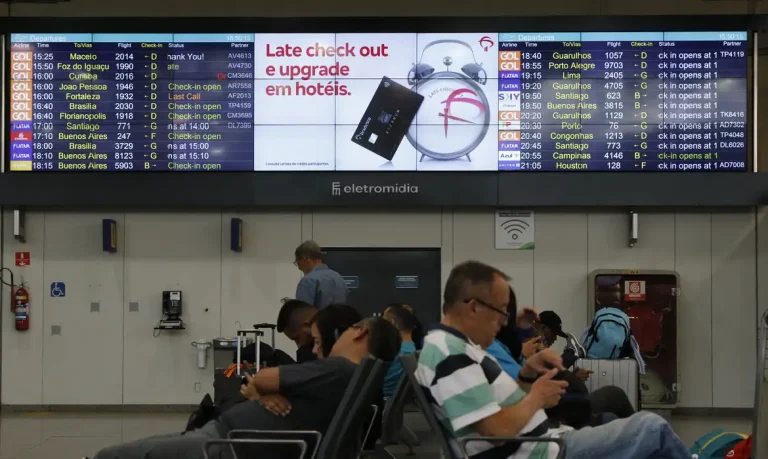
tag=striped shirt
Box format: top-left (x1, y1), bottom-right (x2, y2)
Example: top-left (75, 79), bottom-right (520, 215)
top-left (416, 325), bottom-right (572, 459)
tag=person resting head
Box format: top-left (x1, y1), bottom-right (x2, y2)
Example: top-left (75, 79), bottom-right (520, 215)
top-left (381, 303), bottom-right (420, 397)
top-left (388, 303), bottom-right (425, 349)
top-left (309, 303), bottom-right (363, 358)
top-left (90, 316), bottom-right (402, 459)
top-left (383, 303), bottom-right (419, 341)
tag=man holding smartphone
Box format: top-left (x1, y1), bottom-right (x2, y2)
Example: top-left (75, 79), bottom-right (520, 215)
top-left (530, 310), bottom-right (594, 382)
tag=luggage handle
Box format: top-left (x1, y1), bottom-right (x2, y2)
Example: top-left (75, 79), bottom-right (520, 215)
top-left (253, 323), bottom-right (277, 349)
top-left (236, 329), bottom-right (264, 376)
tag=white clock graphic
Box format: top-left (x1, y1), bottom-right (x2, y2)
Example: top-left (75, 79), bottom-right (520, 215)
top-left (406, 39), bottom-right (491, 162)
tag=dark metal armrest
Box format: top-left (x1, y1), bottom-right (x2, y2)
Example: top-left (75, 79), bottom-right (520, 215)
top-left (460, 436), bottom-right (566, 459)
top-left (203, 438), bottom-right (307, 459)
top-left (358, 404), bottom-right (380, 459)
top-left (226, 430), bottom-right (322, 459)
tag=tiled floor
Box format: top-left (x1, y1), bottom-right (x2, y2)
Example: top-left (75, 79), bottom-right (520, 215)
top-left (0, 411), bottom-right (754, 459)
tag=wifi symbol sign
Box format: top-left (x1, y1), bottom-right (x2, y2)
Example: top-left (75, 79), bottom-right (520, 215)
top-left (500, 219), bottom-right (530, 240)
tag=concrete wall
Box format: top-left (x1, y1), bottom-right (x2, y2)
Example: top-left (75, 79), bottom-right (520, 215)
top-left (0, 209), bottom-right (761, 408)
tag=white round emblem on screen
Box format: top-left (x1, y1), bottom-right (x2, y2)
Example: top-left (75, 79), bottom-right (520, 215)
top-left (407, 74), bottom-right (490, 160)
top-left (406, 39), bottom-right (491, 162)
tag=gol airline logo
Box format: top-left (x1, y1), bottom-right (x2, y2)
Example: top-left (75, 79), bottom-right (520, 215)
top-left (499, 111), bottom-right (521, 121)
top-left (498, 51), bottom-right (520, 71)
top-left (11, 112), bottom-right (31, 121)
top-left (498, 131), bottom-right (520, 142)
top-left (439, 88), bottom-right (486, 138)
top-left (11, 62), bottom-right (31, 71)
top-left (11, 52), bottom-right (32, 61)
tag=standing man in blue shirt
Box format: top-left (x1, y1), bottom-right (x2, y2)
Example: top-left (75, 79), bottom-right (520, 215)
top-left (293, 240), bottom-right (348, 308)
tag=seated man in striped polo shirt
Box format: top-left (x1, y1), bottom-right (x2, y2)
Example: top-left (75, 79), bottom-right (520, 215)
top-left (416, 260), bottom-right (691, 459)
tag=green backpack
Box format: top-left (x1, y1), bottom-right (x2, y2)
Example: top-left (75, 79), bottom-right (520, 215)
top-left (689, 429), bottom-right (749, 459)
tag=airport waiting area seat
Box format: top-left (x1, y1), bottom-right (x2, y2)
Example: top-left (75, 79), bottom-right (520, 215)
top-left (202, 357), bottom-right (387, 459)
top-left (377, 370), bottom-right (419, 458)
top-left (200, 353), bottom-right (567, 459)
top-left (399, 354), bottom-right (567, 459)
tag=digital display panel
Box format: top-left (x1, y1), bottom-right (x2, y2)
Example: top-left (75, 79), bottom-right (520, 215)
top-left (7, 31), bottom-right (748, 172)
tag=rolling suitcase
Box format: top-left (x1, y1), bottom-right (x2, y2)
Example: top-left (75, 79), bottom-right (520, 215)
top-left (575, 358), bottom-right (640, 412)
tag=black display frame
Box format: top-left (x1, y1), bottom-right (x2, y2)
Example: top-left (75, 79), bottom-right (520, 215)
top-left (0, 15), bottom-right (766, 208)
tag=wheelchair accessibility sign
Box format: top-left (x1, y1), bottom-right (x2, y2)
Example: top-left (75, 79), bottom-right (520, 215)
top-left (50, 282), bottom-right (66, 298)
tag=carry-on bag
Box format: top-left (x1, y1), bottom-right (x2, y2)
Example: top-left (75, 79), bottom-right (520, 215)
top-left (575, 357), bottom-right (640, 411)
top-left (236, 323), bottom-right (295, 368)
top-left (582, 307), bottom-right (632, 359)
top-left (689, 429), bottom-right (749, 459)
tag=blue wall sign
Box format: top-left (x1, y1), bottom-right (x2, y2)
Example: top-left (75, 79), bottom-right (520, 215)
top-left (102, 219), bottom-right (117, 253)
top-left (342, 276), bottom-right (360, 289)
top-left (230, 218), bottom-right (243, 252)
top-left (395, 276), bottom-right (419, 289)
top-left (50, 282), bottom-right (66, 298)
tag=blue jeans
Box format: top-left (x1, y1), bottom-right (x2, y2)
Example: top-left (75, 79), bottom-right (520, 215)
top-left (561, 411), bottom-right (690, 459)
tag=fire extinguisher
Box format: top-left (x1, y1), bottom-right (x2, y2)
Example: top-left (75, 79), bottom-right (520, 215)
top-left (13, 285), bottom-right (29, 331)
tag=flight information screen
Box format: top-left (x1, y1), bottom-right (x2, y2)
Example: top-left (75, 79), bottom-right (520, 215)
top-left (497, 32), bottom-right (748, 171)
top-left (7, 31), bottom-right (748, 172)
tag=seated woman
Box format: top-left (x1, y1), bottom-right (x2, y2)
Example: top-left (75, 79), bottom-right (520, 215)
top-left (308, 303), bottom-right (363, 358)
top-left (398, 303), bottom-right (425, 350)
top-left (487, 287), bottom-right (542, 379)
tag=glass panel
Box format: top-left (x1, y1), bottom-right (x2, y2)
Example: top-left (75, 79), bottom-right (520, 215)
top-left (594, 273), bottom-right (678, 407)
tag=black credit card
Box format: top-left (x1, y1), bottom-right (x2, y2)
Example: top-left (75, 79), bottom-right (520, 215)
top-left (351, 77), bottom-right (424, 161)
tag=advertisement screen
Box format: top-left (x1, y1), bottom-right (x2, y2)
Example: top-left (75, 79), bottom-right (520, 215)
top-left (7, 31), bottom-right (747, 172)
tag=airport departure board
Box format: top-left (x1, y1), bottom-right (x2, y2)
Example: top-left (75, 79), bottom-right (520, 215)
top-left (7, 32), bottom-right (748, 172)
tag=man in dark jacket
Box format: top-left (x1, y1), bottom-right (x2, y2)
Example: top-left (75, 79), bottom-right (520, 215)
top-left (91, 317), bottom-right (401, 459)
top-left (277, 298), bottom-right (318, 363)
